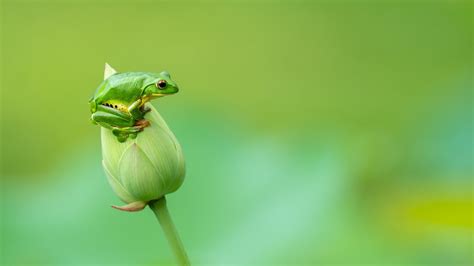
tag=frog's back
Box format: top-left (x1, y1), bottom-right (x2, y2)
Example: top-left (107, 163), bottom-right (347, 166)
top-left (93, 72), bottom-right (159, 104)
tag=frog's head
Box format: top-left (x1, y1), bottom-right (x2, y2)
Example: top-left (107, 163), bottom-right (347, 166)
top-left (145, 71), bottom-right (179, 98)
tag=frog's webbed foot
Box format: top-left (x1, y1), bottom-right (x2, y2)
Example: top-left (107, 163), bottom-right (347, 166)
top-left (111, 119), bottom-right (150, 142)
top-left (114, 132), bottom-right (130, 143)
top-left (112, 127), bottom-right (141, 142)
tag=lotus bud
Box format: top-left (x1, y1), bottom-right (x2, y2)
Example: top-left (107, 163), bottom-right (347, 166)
top-left (93, 64), bottom-right (190, 265)
top-left (99, 103), bottom-right (185, 211)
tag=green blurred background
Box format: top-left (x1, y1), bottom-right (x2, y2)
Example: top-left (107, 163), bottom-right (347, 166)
top-left (1, 0), bottom-right (472, 265)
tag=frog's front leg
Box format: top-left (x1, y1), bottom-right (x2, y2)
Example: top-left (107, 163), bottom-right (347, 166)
top-left (128, 99), bottom-right (144, 120)
top-left (129, 98), bottom-right (154, 121)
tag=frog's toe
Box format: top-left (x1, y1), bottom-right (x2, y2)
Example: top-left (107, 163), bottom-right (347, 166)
top-left (117, 134), bottom-right (128, 143)
top-left (112, 128), bottom-right (121, 137)
top-left (129, 133), bottom-right (137, 139)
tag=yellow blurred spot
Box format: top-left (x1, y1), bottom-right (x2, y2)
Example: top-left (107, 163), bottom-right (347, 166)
top-left (402, 198), bottom-right (473, 228)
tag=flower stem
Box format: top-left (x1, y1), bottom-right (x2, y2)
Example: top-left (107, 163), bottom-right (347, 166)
top-left (149, 197), bottom-right (190, 266)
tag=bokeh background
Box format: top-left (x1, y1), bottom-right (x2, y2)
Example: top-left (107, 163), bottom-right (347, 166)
top-left (1, 0), bottom-right (472, 265)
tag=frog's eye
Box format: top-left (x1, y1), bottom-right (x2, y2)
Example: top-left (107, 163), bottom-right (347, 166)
top-left (156, 80), bottom-right (167, 89)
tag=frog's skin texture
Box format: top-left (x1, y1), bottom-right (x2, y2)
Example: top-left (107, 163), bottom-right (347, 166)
top-left (89, 71), bottom-right (179, 142)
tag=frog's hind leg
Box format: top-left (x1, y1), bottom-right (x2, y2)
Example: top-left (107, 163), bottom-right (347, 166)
top-left (92, 105), bottom-right (150, 142)
top-left (91, 106), bottom-right (134, 128)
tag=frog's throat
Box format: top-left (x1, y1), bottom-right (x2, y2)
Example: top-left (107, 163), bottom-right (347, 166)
top-left (139, 94), bottom-right (167, 107)
top-left (142, 94), bottom-right (167, 102)
top-left (151, 93), bottom-right (167, 98)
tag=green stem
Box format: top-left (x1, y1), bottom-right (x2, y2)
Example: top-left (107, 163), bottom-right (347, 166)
top-left (149, 197), bottom-right (190, 266)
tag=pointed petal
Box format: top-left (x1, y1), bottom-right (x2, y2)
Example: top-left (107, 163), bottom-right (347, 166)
top-left (104, 63), bottom-right (117, 80)
top-left (137, 104), bottom-right (186, 193)
top-left (102, 160), bottom-right (136, 203)
top-left (111, 201), bottom-right (147, 212)
top-left (101, 127), bottom-right (130, 178)
top-left (119, 143), bottom-right (165, 201)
